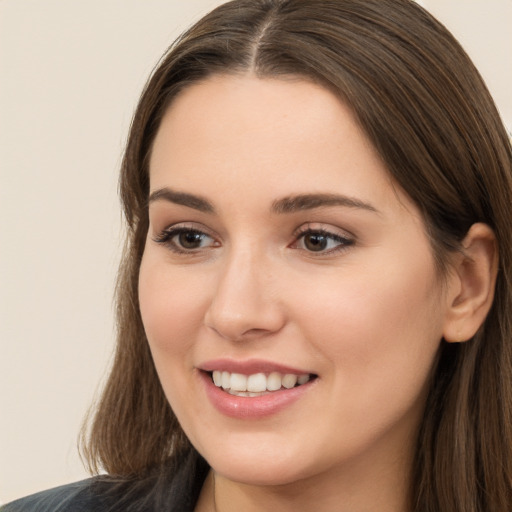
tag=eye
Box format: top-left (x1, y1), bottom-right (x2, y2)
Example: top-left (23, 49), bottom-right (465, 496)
top-left (153, 226), bottom-right (217, 253)
top-left (294, 227), bottom-right (354, 254)
top-left (176, 230), bottom-right (210, 249)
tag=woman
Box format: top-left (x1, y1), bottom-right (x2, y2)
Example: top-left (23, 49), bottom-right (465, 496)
top-left (4, 0), bottom-right (512, 510)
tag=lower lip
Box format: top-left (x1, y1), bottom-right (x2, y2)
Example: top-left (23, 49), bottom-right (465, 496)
top-left (198, 371), bottom-right (316, 419)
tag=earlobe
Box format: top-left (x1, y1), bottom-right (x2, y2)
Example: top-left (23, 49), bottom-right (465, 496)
top-left (443, 223), bottom-right (498, 343)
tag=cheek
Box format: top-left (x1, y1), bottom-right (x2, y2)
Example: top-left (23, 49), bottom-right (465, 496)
top-left (287, 256), bottom-right (443, 402)
top-left (138, 254), bottom-right (209, 358)
top-left (284, 272), bottom-right (442, 463)
top-left (138, 253), bottom-right (211, 421)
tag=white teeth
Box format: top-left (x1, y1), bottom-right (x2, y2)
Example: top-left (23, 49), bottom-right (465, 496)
top-left (247, 373), bottom-right (267, 392)
top-left (282, 374), bottom-right (298, 389)
top-left (230, 373), bottom-right (247, 391)
top-left (221, 371), bottom-right (230, 389)
top-left (211, 370), bottom-right (312, 393)
top-left (267, 372), bottom-right (282, 391)
top-left (298, 374), bottom-right (310, 385)
top-left (212, 370), bottom-right (222, 386)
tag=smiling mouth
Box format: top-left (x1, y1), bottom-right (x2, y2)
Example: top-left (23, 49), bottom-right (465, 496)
top-left (209, 370), bottom-right (317, 397)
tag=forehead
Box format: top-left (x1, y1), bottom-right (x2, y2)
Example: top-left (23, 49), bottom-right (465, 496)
top-left (149, 74), bottom-right (416, 218)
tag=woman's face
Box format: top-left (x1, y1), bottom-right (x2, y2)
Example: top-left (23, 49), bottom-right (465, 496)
top-left (139, 75), bottom-right (452, 487)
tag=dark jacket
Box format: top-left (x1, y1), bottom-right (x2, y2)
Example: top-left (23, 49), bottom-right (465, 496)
top-left (2, 450), bottom-right (209, 512)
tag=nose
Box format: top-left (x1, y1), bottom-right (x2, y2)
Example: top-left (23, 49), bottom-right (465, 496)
top-left (204, 248), bottom-right (286, 342)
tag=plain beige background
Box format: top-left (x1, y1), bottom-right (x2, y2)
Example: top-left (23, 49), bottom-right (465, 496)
top-left (1, 0), bottom-right (510, 504)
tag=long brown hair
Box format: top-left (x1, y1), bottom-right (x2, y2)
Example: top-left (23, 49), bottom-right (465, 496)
top-left (81, 1), bottom-right (512, 509)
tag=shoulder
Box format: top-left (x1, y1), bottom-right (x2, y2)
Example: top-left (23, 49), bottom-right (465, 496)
top-left (1, 476), bottom-right (162, 512)
top-left (2, 449), bottom-right (209, 512)
top-left (1, 478), bottom-right (105, 512)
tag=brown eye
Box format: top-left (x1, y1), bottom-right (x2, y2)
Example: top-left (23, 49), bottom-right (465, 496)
top-left (295, 229), bottom-right (354, 254)
top-left (154, 227), bottom-right (216, 253)
top-left (178, 231), bottom-right (207, 249)
top-left (303, 233), bottom-right (328, 252)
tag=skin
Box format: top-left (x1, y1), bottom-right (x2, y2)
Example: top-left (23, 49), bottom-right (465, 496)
top-left (138, 75), bottom-right (495, 511)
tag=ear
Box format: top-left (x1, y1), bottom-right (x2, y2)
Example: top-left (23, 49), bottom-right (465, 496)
top-left (443, 223), bottom-right (498, 343)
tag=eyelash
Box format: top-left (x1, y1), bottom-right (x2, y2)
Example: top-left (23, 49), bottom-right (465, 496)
top-left (152, 227), bottom-right (217, 255)
top-left (153, 225), bottom-right (354, 256)
top-left (292, 227), bottom-right (354, 255)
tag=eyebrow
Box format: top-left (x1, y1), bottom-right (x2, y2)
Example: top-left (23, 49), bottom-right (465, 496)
top-left (148, 188), bottom-right (378, 216)
top-left (271, 193), bottom-right (379, 214)
top-left (148, 188), bottom-right (215, 213)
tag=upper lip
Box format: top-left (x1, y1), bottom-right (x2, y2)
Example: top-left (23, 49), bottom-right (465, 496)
top-left (198, 358), bottom-right (315, 376)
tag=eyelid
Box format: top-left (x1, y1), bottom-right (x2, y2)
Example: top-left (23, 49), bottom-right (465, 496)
top-left (152, 222), bottom-right (220, 254)
top-left (293, 222), bottom-right (355, 240)
top-left (291, 223), bottom-right (355, 254)
top-left (151, 221), bottom-right (355, 256)
top-left (153, 221), bottom-right (216, 238)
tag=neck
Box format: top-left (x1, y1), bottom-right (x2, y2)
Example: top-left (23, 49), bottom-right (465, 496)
top-left (195, 445), bottom-right (413, 512)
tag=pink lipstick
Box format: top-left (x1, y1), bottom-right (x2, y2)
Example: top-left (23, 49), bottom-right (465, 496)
top-left (197, 359), bottom-right (317, 419)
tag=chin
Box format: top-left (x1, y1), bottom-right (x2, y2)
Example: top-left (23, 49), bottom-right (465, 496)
top-left (195, 433), bottom-right (321, 487)
top-left (213, 458), bottom-right (308, 487)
